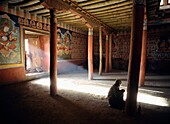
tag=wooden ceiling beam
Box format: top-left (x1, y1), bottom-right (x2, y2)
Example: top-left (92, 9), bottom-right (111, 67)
top-left (56, 12), bottom-right (72, 16)
top-left (56, 13), bottom-right (76, 18)
top-left (78, 0), bottom-right (105, 7)
top-left (103, 19), bottom-right (131, 23)
top-left (20, 2), bottom-right (42, 10)
top-left (29, 8), bottom-right (49, 14)
top-left (83, 0), bottom-right (126, 10)
top-left (97, 13), bottom-right (132, 20)
top-left (95, 9), bottom-right (132, 17)
top-left (103, 19), bottom-right (131, 24)
top-left (102, 16), bottom-right (132, 23)
top-left (57, 16), bottom-right (81, 21)
top-left (8, 0), bottom-right (39, 7)
top-left (88, 1), bottom-right (132, 13)
top-left (42, 0), bottom-right (94, 28)
top-left (91, 7), bottom-right (132, 19)
top-left (82, 0), bottom-right (127, 10)
top-left (37, 12), bottom-right (49, 16)
top-left (59, 19), bottom-right (82, 22)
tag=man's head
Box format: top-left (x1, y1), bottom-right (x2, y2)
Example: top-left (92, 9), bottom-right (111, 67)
top-left (114, 79), bottom-right (122, 86)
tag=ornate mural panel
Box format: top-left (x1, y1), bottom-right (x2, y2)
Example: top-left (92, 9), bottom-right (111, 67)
top-left (0, 12), bottom-right (22, 68)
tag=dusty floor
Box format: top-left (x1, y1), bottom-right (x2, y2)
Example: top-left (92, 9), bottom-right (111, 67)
top-left (0, 71), bottom-right (170, 124)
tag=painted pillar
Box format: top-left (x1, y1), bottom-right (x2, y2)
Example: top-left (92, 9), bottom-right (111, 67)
top-left (99, 26), bottom-right (103, 75)
top-left (139, 4), bottom-right (147, 87)
top-left (109, 34), bottom-right (112, 72)
top-left (105, 34), bottom-right (109, 73)
top-left (125, 0), bottom-right (144, 116)
top-left (88, 28), bottom-right (93, 80)
top-left (50, 9), bottom-right (57, 96)
top-left (163, 0), bottom-right (168, 5)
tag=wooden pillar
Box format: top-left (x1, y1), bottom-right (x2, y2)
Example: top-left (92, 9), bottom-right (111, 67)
top-left (139, 4), bottom-right (147, 87)
top-left (88, 27), bottom-right (93, 80)
top-left (50, 9), bottom-right (57, 96)
top-left (163, 0), bottom-right (168, 5)
top-left (105, 34), bottom-right (109, 73)
top-left (99, 26), bottom-right (103, 75)
top-left (109, 34), bottom-right (112, 72)
top-left (125, 0), bottom-right (144, 116)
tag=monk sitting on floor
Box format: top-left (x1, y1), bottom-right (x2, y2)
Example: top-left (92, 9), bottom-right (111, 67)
top-left (107, 79), bottom-right (125, 110)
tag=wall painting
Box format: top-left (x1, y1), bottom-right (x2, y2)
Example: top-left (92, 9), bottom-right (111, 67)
top-left (0, 12), bottom-right (23, 69)
top-left (57, 29), bottom-right (72, 60)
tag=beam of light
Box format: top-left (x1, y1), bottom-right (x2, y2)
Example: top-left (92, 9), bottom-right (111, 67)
top-left (137, 92), bottom-right (169, 106)
top-left (57, 79), bottom-right (109, 97)
top-left (25, 39), bottom-right (87, 77)
top-left (123, 91), bottom-right (169, 107)
top-left (31, 77), bottom-right (170, 107)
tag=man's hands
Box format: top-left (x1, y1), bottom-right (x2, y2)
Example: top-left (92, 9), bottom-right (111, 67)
top-left (121, 89), bottom-right (125, 92)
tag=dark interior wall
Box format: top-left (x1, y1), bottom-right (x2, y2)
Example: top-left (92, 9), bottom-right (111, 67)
top-left (0, 67), bottom-right (26, 84)
top-left (147, 24), bottom-right (170, 73)
top-left (111, 32), bottom-right (130, 70)
top-left (93, 25), bottom-right (170, 73)
top-left (39, 35), bottom-right (50, 72)
top-left (93, 31), bottom-right (130, 70)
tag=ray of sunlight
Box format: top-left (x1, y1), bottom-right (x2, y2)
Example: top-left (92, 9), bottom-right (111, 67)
top-left (31, 77), bottom-right (169, 107)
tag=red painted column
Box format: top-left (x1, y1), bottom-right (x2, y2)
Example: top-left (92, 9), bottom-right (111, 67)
top-left (125, 0), bottom-right (144, 116)
top-left (50, 9), bottom-right (57, 96)
top-left (88, 27), bottom-right (93, 80)
top-left (109, 34), bottom-right (112, 72)
top-left (99, 26), bottom-right (103, 75)
top-left (105, 34), bottom-right (109, 73)
top-left (139, 5), bottom-right (147, 87)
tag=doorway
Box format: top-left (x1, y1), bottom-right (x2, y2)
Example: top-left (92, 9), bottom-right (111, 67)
top-left (24, 30), bottom-right (50, 75)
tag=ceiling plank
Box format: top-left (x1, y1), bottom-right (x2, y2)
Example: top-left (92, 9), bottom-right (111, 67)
top-left (8, 0), bottom-right (39, 7)
top-left (56, 13), bottom-right (76, 18)
top-left (20, 2), bottom-right (43, 10)
top-left (95, 9), bottom-right (132, 17)
top-left (78, 0), bottom-right (106, 7)
top-left (82, 0), bottom-right (127, 10)
top-left (29, 8), bottom-right (49, 14)
top-left (97, 13), bottom-right (132, 20)
top-left (88, 1), bottom-right (132, 13)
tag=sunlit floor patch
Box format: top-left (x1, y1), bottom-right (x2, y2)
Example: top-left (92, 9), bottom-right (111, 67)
top-left (137, 92), bottom-right (169, 106)
top-left (31, 77), bottom-right (170, 107)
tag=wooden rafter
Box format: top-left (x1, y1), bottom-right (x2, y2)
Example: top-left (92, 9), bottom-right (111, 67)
top-left (78, 0), bottom-right (106, 7)
top-left (98, 13), bottom-right (132, 20)
top-left (20, 2), bottom-right (42, 10)
top-left (56, 13), bottom-right (75, 18)
top-left (29, 7), bottom-right (49, 13)
top-left (88, 1), bottom-right (132, 13)
top-left (95, 9), bottom-right (132, 17)
top-left (81, 0), bottom-right (127, 10)
top-left (8, 0), bottom-right (39, 7)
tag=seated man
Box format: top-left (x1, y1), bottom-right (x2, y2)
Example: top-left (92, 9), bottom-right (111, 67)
top-left (107, 79), bottom-right (125, 110)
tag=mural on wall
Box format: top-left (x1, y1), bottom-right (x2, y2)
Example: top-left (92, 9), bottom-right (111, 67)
top-left (112, 32), bottom-right (130, 59)
top-left (0, 14), bottom-right (20, 65)
top-left (157, 38), bottom-right (170, 52)
top-left (71, 32), bottom-right (87, 59)
top-left (57, 29), bottom-right (72, 59)
top-left (155, 38), bottom-right (170, 59)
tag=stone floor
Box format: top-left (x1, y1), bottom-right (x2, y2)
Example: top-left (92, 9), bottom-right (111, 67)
top-left (0, 70), bottom-right (170, 124)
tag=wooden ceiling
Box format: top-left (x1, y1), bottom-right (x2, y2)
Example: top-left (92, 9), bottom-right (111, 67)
top-left (6, 0), bottom-right (160, 33)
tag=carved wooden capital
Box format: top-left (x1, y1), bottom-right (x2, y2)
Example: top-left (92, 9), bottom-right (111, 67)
top-left (88, 28), bottom-right (93, 36)
top-left (143, 19), bottom-right (147, 30)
